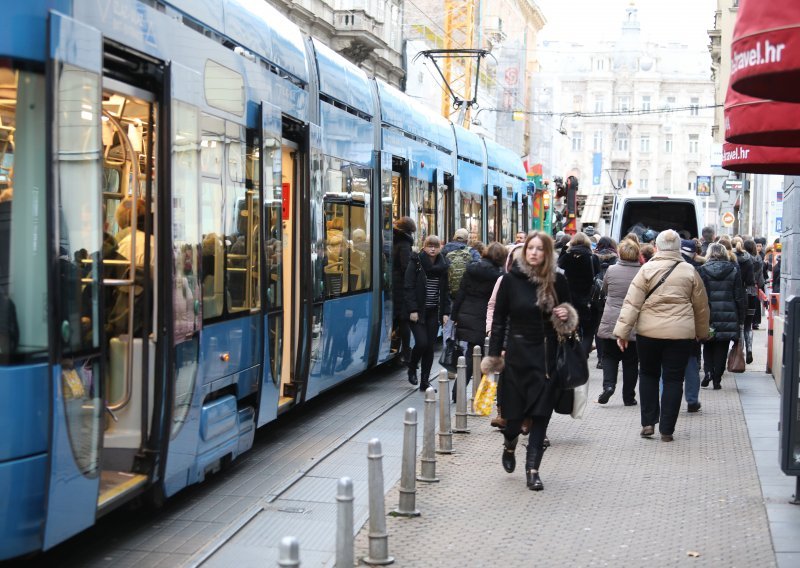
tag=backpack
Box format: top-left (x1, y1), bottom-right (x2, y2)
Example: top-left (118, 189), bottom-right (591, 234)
top-left (589, 269), bottom-right (606, 311)
top-left (446, 248), bottom-right (472, 297)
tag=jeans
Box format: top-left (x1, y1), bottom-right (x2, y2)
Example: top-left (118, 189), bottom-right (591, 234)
top-left (703, 339), bottom-right (731, 384)
top-left (684, 349), bottom-right (700, 405)
top-left (601, 338), bottom-right (638, 403)
top-left (409, 307), bottom-right (440, 383)
top-left (636, 336), bottom-right (693, 436)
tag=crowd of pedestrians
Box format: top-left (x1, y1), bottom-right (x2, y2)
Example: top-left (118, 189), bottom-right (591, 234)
top-left (389, 219), bottom-right (781, 491)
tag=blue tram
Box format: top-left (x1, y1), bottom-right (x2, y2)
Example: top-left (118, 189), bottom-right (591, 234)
top-left (0, 0), bottom-right (527, 559)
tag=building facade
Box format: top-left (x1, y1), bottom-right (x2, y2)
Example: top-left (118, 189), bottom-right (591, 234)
top-left (541, 4), bottom-right (715, 230)
top-left (266, 0), bottom-right (405, 88)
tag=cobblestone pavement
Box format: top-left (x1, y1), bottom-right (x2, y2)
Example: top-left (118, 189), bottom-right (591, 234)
top-left (355, 343), bottom-right (778, 567)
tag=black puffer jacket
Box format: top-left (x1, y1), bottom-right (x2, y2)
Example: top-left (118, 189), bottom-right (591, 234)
top-left (734, 250), bottom-right (756, 293)
top-left (404, 252), bottom-right (451, 323)
top-left (451, 258), bottom-right (502, 344)
top-left (558, 244), bottom-right (600, 303)
top-left (392, 228), bottom-right (414, 318)
top-left (698, 259), bottom-right (746, 341)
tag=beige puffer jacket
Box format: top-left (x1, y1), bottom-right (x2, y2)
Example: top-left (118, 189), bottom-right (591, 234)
top-left (613, 250), bottom-right (710, 341)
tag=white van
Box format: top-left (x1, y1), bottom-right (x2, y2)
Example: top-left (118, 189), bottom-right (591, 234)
top-left (609, 194), bottom-right (704, 243)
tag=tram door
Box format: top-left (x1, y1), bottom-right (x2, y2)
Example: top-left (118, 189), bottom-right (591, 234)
top-left (440, 172), bottom-right (455, 242)
top-left (44, 13), bottom-right (159, 547)
top-left (279, 140), bottom-right (299, 410)
top-left (388, 155), bottom-right (409, 357)
top-left (487, 186), bottom-right (500, 243)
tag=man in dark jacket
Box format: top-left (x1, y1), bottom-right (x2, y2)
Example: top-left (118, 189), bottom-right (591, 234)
top-left (391, 217), bottom-right (415, 366)
top-left (700, 226), bottom-right (715, 257)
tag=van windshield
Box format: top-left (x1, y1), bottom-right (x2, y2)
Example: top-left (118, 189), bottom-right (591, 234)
top-left (621, 201), bottom-right (699, 240)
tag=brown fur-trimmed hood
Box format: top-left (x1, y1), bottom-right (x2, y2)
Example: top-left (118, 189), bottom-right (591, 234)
top-left (510, 248), bottom-right (557, 314)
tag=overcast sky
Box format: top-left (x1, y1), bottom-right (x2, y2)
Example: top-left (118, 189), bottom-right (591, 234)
top-left (536, 0), bottom-right (717, 52)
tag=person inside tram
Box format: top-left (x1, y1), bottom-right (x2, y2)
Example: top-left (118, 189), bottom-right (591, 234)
top-left (116, 196), bottom-right (152, 269)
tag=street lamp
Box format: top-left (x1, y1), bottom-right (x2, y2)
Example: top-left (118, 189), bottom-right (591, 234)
top-left (606, 168), bottom-right (628, 194)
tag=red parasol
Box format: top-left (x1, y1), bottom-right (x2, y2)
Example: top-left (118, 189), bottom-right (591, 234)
top-left (722, 142), bottom-right (800, 175)
top-left (730, 0), bottom-right (800, 102)
top-left (724, 84), bottom-right (800, 147)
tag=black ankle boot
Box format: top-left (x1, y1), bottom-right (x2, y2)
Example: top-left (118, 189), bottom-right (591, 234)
top-left (701, 372), bottom-right (711, 388)
top-left (526, 470), bottom-right (543, 491)
top-left (407, 368), bottom-right (418, 386)
top-left (525, 443), bottom-right (545, 490)
top-left (502, 436), bottom-right (518, 473)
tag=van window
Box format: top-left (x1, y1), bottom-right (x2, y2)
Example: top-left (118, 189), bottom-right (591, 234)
top-left (619, 201), bottom-right (699, 240)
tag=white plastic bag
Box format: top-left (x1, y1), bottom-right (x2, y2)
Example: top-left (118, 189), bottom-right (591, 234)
top-left (571, 380), bottom-right (589, 419)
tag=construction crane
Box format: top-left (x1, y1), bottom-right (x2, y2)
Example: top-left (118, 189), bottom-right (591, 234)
top-left (442, 0), bottom-right (478, 125)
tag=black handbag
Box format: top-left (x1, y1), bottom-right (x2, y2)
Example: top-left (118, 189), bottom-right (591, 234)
top-left (554, 333), bottom-right (589, 389)
top-left (438, 338), bottom-right (463, 373)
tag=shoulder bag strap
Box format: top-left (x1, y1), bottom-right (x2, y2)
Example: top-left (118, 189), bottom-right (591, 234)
top-left (644, 261), bottom-right (681, 301)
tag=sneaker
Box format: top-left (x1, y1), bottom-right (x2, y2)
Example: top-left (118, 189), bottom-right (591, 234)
top-left (687, 402), bottom-right (702, 413)
top-left (597, 388), bottom-right (614, 404)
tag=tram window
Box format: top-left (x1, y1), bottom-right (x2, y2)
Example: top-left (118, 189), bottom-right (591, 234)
top-left (200, 114), bottom-right (225, 319)
top-left (460, 192), bottom-right (482, 245)
top-left (414, 178), bottom-right (436, 249)
top-left (487, 195), bottom-right (497, 243)
top-left (322, 161), bottom-right (372, 297)
top-left (204, 60), bottom-right (244, 116)
top-left (0, 67), bottom-right (48, 361)
top-left (225, 125), bottom-right (258, 313)
top-left (260, 135), bottom-right (281, 309)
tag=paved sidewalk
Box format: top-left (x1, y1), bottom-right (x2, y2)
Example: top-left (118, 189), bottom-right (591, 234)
top-left (355, 332), bottom-right (796, 567)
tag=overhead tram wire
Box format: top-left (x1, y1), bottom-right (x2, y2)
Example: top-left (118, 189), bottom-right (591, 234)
top-left (474, 103), bottom-right (723, 121)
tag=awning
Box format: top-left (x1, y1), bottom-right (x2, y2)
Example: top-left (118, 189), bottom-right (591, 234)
top-left (579, 193), bottom-right (604, 225)
top-left (722, 142), bottom-right (800, 175)
top-left (730, 0), bottom-right (800, 102)
top-left (724, 85), bottom-right (800, 147)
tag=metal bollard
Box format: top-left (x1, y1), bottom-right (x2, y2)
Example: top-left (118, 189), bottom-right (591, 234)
top-left (437, 369), bottom-right (453, 454)
top-left (393, 408), bottom-right (421, 517)
top-left (335, 477), bottom-right (354, 568)
top-left (453, 356), bottom-right (470, 433)
top-left (417, 387), bottom-right (439, 482)
top-left (468, 344), bottom-right (481, 416)
top-left (277, 536), bottom-right (300, 567)
top-left (363, 439), bottom-right (394, 565)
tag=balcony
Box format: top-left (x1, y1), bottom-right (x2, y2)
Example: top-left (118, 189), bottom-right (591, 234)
top-left (332, 9), bottom-right (386, 63)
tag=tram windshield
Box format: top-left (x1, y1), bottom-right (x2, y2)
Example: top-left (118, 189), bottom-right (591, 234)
top-left (0, 64), bottom-right (48, 362)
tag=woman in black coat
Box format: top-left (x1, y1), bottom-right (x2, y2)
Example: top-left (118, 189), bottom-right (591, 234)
top-left (699, 243), bottom-right (746, 389)
top-left (391, 216), bottom-right (415, 367)
top-left (405, 234), bottom-right (451, 391)
top-left (732, 236), bottom-right (757, 363)
top-left (451, 242), bottom-right (506, 399)
top-left (558, 232), bottom-right (600, 355)
top-left (481, 232), bottom-right (578, 491)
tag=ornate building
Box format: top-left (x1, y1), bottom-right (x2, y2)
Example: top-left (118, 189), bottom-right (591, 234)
top-left (541, 4), bottom-right (715, 230)
top-left (266, 0), bottom-right (405, 88)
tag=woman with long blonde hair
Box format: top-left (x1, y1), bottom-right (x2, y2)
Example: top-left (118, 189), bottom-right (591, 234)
top-left (482, 232), bottom-right (578, 491)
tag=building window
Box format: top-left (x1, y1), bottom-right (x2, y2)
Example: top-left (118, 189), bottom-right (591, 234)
top-left (663, 170), bottom-right (672, 191)
top-left (618, 95), bottom-right (630, 112)
top-left (639, 170), bottom-right (649, 192)
top-left (689, 134), bottom-right (699, 154)
top-left (573, 95), bottom-right (583, 112)
top-left (641, 95), bottom-right (651, 112)
top-left (665, 135), bottom-right (673, 153)
top-left (593, 130), bottom-right (603, 152)
top-left (595, 58), bottom-right (605, 71)
top-left (617, 131), bottom-right (629, 152)
top-left (594, 94), bottom-right (605, 113)
top-left (690, 97), bottom-right (700, 116)
top-left (666, 96), bottom-right (676, 110)
top-left (640, 135), bottom-right (650, 153)
top-left (572, 131), bottom-right (582, 151)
